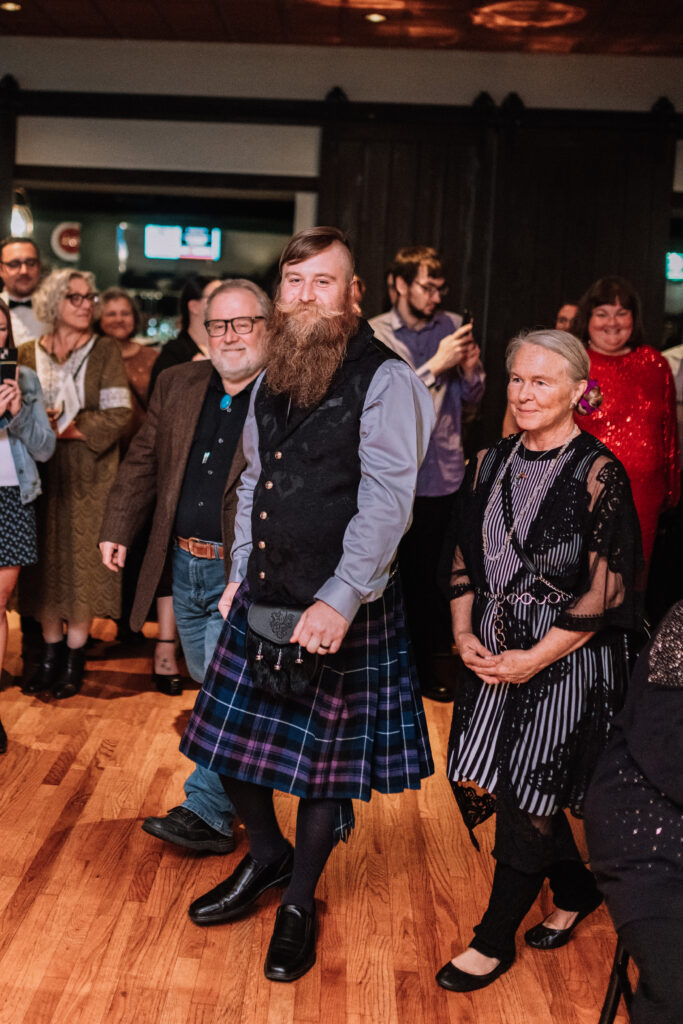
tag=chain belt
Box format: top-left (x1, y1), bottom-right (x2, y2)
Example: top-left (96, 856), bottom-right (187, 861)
top-left (476, 580), bottom-right (572, 652)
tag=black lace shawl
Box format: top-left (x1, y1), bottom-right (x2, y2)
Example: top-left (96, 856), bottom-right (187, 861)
top-left (449, 432), bottom-right (645, 842)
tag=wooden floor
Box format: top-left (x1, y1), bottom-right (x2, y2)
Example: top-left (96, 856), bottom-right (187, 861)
top-left (0, 613), bottom-right (629, 1024)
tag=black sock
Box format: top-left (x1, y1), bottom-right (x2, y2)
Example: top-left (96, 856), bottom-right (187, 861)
top-left (220, 776), bottom-right (290, 864)
top-left (281, 797), bottom-right (338, 913)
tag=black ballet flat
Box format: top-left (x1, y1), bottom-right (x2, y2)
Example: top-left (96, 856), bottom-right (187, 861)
top-left (436, 955), bottom-right (515, 992)
top-left (524, 897), bottom-right (603, 950)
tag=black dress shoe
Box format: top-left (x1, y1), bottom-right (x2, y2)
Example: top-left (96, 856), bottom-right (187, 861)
top-left (22, 639), bottom-right (65, 695)
top-left (153, 672), bottom-right (184, 696)
top-left (436, 956), bottom-right (514, 992)
top-left (0, 717), bottom-right (7, 755)
top-left (53, 645), bottom-right (87, 700)
top-left (264, 904), bottom-right (317, 982)
top-left (524, 897), bottom-right (603, 950)
top-left (142, 806), bottom-right (235, 854)
top-left (189, 847), bottom-right (294, 925)
top-left (421, 682), bottom-right (454, 703)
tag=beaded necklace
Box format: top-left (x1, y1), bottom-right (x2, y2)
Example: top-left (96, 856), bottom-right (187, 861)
top-left (482, 428), bottom-right (578, 563)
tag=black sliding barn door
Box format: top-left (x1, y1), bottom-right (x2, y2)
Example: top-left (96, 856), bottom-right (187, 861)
top-left (319, 95), bottom-right (677, 445)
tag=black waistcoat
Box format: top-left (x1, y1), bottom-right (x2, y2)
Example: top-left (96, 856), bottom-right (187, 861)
top-left (247, 320), bottom-right (399, 606)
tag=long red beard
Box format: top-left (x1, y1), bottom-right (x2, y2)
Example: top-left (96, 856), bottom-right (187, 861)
top-left (265, 298), bottom-right (359, 409)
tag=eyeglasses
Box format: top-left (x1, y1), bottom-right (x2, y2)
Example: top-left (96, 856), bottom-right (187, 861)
top-left (65, 292), bottom-right (100, 307)
top-left (204, 316), bottom-right (265, 337)
top-left (0, 258), bottom-right (40, 270)
top-left (414, 281), bottom-right (449, 298)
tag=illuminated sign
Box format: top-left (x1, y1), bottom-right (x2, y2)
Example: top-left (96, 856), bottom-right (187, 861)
top-left (144, 225), bottom-right (221, 261)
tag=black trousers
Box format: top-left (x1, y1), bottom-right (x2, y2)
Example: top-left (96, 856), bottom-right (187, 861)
top-left (471, 804), bottom-right (600, 961)
top-left (620, 918), bottom-right (683, 1024)
top-left (398, 492), bottom-right (457, 689)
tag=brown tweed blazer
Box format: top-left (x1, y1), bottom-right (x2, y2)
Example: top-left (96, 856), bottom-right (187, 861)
top-left (99, 360), bottom-right (247, 632)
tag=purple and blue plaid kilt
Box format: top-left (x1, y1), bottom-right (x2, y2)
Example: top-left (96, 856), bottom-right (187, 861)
top-left (180, 575), bottom-right (434, 801)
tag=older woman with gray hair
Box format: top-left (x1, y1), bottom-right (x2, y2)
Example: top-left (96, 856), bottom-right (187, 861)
top-left (437, 329), bottom-right (644, 994)
top-left (18, 268), bottom-right (131, 699)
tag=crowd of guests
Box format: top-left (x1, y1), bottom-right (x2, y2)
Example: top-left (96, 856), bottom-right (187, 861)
top-left (0, 228), bottom-right (681, 1020)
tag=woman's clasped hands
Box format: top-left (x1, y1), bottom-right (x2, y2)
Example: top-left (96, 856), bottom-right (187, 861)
top-left (457, 632), bottom-right (539, 685)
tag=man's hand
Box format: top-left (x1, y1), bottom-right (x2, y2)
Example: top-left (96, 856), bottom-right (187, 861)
top-left (290, 600), bottom-right (350, 655)
top-left (460, 340), bottom-right (482, 377)
top-left (428, 323), bottom-right (475, 377)
top-left (218, 581), bottom-right (241, 620)
top-left (99, 541), bottom-right (127, 572)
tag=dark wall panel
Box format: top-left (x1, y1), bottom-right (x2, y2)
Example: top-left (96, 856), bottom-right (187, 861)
top-left (320, 97), bottom-right (677, 446)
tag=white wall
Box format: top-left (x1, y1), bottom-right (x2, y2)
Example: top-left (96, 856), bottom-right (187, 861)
top-left (15, 117), bottom-right (320, 177)
top-left (4, 37), bottom-right (682, 111)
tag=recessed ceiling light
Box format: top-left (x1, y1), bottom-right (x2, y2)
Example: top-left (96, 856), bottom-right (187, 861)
top-left (365, 12), bottom-right (387, 23)
top-left (471, 2), bottom-right (586, 30)
top-left (0, 2), bottom-right (22, 10)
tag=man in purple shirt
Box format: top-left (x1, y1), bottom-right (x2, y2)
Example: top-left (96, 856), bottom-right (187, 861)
top-left (370, 245), bottom-right (485, 701)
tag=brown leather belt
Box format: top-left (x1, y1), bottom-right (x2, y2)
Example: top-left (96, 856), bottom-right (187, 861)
top-left (176, 536), bottom-right (224, 560)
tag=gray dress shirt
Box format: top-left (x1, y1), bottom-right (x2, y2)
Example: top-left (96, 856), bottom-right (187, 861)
top-left (230, 359), bottom-right (435, 622)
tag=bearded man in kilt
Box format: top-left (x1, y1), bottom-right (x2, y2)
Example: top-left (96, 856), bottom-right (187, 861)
top-left (181, 226), bottom-right (435, 982)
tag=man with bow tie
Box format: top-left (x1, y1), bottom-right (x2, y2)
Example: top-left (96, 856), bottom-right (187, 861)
top-left (0, 237), bottom-right (47, 346)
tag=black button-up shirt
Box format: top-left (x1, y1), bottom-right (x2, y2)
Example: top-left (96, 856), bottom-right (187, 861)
top-left (174, 370), bottom-right (254, 542)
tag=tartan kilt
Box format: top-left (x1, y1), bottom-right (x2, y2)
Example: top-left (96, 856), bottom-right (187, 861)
top-left (180, 575), bottom-right (434, 801)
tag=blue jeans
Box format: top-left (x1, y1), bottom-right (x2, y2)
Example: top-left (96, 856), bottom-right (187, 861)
top-left (172, 544), bottom-right (234, 835)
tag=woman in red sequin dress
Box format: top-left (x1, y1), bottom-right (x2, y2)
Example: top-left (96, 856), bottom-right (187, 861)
top-left (572, 277), bottom-right (680, 566)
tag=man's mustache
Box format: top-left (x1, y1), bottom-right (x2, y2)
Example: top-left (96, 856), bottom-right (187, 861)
top-left (274, 299), bottom-right (345, 321)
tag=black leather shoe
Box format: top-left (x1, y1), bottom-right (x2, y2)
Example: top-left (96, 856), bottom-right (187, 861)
top-left (142, 806), bottom-right (235, 853)
top-left (264, 904), bottom-right (317, 982)
top-left (189, 847), bottom-right (294, 925)
top-left (153, 672), bottom-right (184, 696)
top-left (421, 682), bottom-right (454, 703)
top-left (524, 897), bottom-right (603, 950)
top-left (0, 717), bottom-right (7, 754)
top-left (22, 639), bottom-right (65, 695)
top-left (53, 645), bottom-right (87, 699)
top-left (436, 956), bottom-right (514, 992)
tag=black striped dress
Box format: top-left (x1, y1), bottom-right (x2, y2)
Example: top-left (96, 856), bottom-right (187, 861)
top-left (448, 433), bottom-right (643, 824)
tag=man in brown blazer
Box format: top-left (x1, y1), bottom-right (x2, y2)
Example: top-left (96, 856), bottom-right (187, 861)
top-left (99, 278), bottom-right (269, 855)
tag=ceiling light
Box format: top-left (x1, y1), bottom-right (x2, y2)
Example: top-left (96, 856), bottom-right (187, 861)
top-left (0, 2), bottom-right (22, 10)
top-left (471, 2), bottom-right (586, 30)
top-left (365, 12), bottom-right (387, 22)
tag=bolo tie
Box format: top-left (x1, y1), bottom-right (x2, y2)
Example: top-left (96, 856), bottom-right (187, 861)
top-left (202, 393), bottom-right (233, 464)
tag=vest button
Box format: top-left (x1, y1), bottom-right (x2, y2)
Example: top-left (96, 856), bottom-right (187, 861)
top-left (258, 571), bottom-right (266, 579)
top-left (265, 480), bottom-right (274, 490)
top-left (274, 451), bottom-right (283, 460)
top-left (258, 540), bottom-right (266, 549)
top-left (260, 511), bottom-right (268, 520)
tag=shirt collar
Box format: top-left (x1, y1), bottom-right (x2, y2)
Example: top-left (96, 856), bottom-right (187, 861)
top-left (392, 306), bottom-right (448, 334)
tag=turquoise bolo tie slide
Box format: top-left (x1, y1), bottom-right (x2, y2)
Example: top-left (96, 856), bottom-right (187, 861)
top-left (220, 394), bottom-right (232, 411)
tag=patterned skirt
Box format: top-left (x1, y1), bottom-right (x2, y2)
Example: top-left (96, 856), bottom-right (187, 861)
top-left (180, 576), bottom-right (434, 801)
top-left (0, 486), bottom-right (37, 567)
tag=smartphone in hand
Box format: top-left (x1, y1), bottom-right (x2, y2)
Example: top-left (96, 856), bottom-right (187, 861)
top-left (0, 346), bottom-right (18, 382)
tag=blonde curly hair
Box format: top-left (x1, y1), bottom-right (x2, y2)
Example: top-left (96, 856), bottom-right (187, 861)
top-left (33, 269), bottom-right (96, 330)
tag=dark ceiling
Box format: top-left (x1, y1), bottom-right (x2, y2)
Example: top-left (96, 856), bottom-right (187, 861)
top-left (1, 0), bottom-right (682, 56)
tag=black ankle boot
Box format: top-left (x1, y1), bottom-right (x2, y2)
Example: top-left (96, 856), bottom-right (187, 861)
top-left (22, 640), bottom-right (66, 695)
top-left (0, 717), bottom-right (7, 754)
top-left (53, 645), bottom-right (87, 700)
